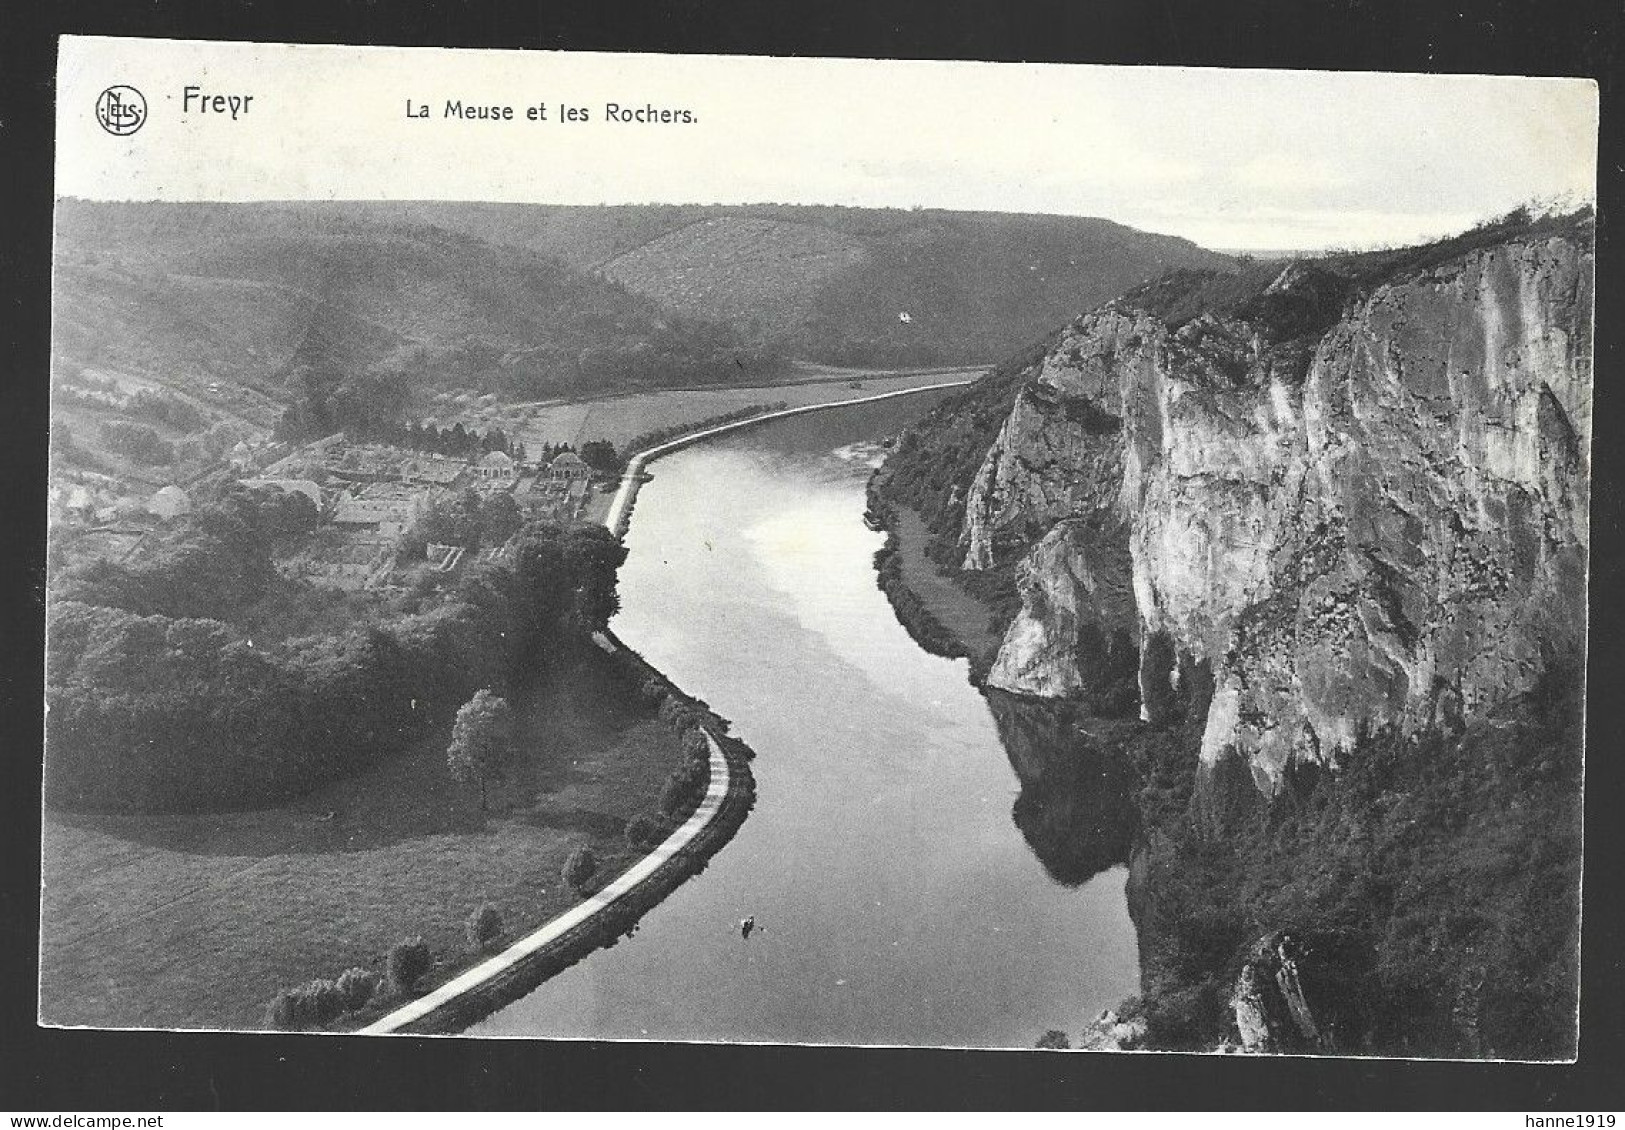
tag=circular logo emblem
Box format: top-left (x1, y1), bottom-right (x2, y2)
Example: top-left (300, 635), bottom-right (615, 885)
top-left (96, 86), bottom-right (147, 136)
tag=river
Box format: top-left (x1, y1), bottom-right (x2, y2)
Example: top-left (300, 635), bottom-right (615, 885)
top-left (473, 393), bottom-right (1140, 1048)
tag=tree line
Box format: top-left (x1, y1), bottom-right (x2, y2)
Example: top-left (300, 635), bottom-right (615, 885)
top-left (274, 384), bottom-right (526, 463)
top-left (393, 420), bottom-right (523, 460)
top-left (45, 486), bottom-right (628, 812)
top-left (399, 488), bottom-right (522, 557)
top-left (54, 484), bottom-right (322, 619)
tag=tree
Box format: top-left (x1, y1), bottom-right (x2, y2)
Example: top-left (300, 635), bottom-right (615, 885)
top-left (419, 491), bottom-right (482, 549)
top-left (100, 421), bottom-right (174, 465)
top-left (386, 937), bottom-right (433, 994)
top-left (561, 524), bottom-right (629, 627)
top-left (446, 689), bottom-right (513, 811)
top-left (563, 843), bottom-right (598, 892)
top-left (465, 903), bottom-right (504, 951)
top-left (480, 492), bottom-right (523, 546)
top-left (578, 439), bottom-right (623, 474)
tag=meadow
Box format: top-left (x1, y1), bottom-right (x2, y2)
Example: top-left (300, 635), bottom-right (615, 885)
top-left (39, 645), bottom-right (687, 1031)
top-left (511, 366), bottom-right (983, 452)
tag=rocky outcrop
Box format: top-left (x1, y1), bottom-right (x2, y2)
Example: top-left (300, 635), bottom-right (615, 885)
top-left (959, 224), bottom-right (1593, 795)
top-left (1077, 1007), bottom-right (1149, 1051)
top-left (1230, 931), bottom-right (1376, 1053)
top-left (960, 316), bottom-right (1133, 570)
top-left (986, 518), bottom-right (1138, 699)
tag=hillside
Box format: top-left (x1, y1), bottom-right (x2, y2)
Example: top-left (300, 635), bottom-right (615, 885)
top-left (51, 201), bottom-right (780, 410)
top-left (875, 209), bottom-right (1593, 1056)
top-left (299, 202), bottom-right (1234, 368)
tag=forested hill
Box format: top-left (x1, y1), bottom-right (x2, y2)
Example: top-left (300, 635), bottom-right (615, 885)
top-left (51, 200), bottom-right (782, 405)
top-left (290, 202), bottom-right (1235, 368)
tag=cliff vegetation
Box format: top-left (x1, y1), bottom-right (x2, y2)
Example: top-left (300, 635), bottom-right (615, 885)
top-left (876, 207), bottom-right (1593, 1057)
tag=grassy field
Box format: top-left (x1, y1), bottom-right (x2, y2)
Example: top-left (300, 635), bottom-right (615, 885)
top-left (513, 366), bottom-right (982, 452)
top-left (38, 645), bottom-right (687, 1031)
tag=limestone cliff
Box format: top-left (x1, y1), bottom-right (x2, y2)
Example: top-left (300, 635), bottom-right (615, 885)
top-left (956, 218), bottom-right (1593, 794)
top-left (1229, 931), bottom-right (1377, 1053)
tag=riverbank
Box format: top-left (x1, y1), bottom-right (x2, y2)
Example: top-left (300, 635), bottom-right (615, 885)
top-left (355, 634), bottom-right (756, 1035)
top-left (606, 378), bottom-right (976, 538)
top-left (515, 367), bottom-right (983, 454)
top-left (357, 381), bottom-right (974, 1033)
top-left (469, 387), bottom-right (1142, 1046)
top-left (863, 472), bottom-right (1012, 680)
top-left (37, 638), bottom-right (698, 1031)
top-left (39, 379), bottom-right (974, 1034)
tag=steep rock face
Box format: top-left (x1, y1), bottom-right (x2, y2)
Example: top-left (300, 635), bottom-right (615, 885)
top-left (1197, 235), bottom-right (1592, 788)
top-left (962, 230), bottom-right (1592, 794)
top-left (987, 518), bottom-right (1138, 697)
top-left (1229, 931), bottom-right (1376, 1053)
top-left (960, 314), bottom-right (1136, 571)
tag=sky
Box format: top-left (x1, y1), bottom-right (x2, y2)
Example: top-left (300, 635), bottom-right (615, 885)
top-left (57, 38), bottom-right (1598, 252)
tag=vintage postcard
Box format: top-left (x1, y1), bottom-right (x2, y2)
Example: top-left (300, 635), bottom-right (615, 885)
top-left (44, 37), bottom-right (1596, 1058)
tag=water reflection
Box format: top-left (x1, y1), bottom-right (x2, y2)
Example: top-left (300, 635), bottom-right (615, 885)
top-left (985, 689), bottom-right (1137, 887)
top-left (475, 396), bottom-right (1139, 1046)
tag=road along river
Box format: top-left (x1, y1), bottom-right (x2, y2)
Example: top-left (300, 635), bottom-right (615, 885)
top-left (474, 391), bottom-right (1140, 1048)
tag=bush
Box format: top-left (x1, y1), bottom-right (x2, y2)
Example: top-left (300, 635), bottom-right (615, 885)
top-left (563, 843), bottom-right (598, 893)
top-left (639, 676), bottom-right (668, 707)
top-left (336, 967), bottom-right (381, 1012)
top-left (657, 696), bottom-right (711, 736)
top-left (657, 695), bottom-right (695, 730)
top-left (265, 989), bottom-right (299, 1030)
top-left (658, 758), bottom-right (709, 818)
top-left (100, 420), bottom-right (175, 465)
top-left (625, 812), bottom-right (661, 849)
top-left (466, 903), bottom-right (504, 951)
top-left (658, 778), bottom-right (686, 818)
top-left (264, 978), bottom-right (348, 1030)
top-left (307, 978), bottom-right (348, 1023)
top-left (1141, 981), bottom-right (1226, 1051)
top-left (681, 727), bottom-right (711, 762)
top-left (1036, 1029), bottom-right (1071, 1050)
top-left (387, 936), bottom-right (433, 994)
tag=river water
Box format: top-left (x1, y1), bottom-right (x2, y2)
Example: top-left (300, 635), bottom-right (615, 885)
top-left (474, 394), bottom-right (1139, 1048)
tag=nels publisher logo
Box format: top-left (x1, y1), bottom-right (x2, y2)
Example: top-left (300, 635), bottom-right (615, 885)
top-left (96, 85), bottom-right (147, 135)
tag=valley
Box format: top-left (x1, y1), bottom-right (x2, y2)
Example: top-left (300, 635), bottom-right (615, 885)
top-left (868, 207), bottom-right (1592, 1056)
top-left (39, 199), bottom-right (1592, 1056)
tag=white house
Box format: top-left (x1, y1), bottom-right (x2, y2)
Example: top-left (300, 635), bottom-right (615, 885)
top-left (547, 451), bottom-right (592, 481)
top-left (476, 450), bottom-right (517, 481)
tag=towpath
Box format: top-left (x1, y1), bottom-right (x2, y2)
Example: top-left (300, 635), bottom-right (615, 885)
top-left (360, 376), bottom-right (971, 1034)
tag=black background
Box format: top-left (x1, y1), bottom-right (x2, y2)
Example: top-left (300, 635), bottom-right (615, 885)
top-left (3, 0), bottom-right (1621, 1110)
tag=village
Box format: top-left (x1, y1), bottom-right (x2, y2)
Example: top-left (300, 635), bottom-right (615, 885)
top-left (47, 428), bottom-right (611, 594)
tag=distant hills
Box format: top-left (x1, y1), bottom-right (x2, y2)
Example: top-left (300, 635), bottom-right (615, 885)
top-left (305, 202), bottom-right (1234, 368)
top-left (52, 201), bottom-right (1232, 416)
top-left (52, 201), bottom-right (776, 409)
